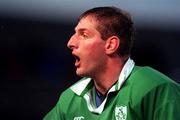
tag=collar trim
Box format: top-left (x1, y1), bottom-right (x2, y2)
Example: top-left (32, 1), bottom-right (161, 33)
top-left (70, 78), bottom-right (91, 96)
top-left (70, 58), bottom-right (135, 114)
top-left (70, 58), bottom-right (134, 96)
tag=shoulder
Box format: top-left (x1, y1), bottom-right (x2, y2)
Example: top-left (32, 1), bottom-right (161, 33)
top-left (126, 66), bottom-right (180, 104)
top-left (58, 77), bottom-right (90, 104)
top-left (129, 66), bottom-right (177, 87)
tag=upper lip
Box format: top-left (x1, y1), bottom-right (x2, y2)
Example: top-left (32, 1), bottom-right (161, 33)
top-left (72, 51), bottom-right (80, 61)
top-left (72, 51), bottom-right (77, 57)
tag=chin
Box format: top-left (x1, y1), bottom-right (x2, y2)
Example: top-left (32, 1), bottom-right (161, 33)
top-left (76, 72), bottom-right (86, 77)
top-left (76, 70), bottom-right (90, 77)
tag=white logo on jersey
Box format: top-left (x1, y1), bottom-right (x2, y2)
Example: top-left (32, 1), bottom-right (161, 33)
top-left (115, 106), bottom-right (127, 120)
top-left (73, 116), bottom-right (84, 120)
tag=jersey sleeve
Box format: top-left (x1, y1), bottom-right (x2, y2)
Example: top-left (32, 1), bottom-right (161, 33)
top-left (43, 95), bottom-right (65, 120)
top-left (143, 82), bottom-right (180, 120)
top-left (153, 82), bottom-right (180, 120)
top-left (154, 99), bottom-right (180, 120)
top-left (43, 105), bottom-right (62, 120)
top-left (43, 88), bottom-right (74, 120)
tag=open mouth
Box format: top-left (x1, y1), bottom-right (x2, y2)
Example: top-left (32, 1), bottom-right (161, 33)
top-left (74, 55), bottom-right (80, 62)
top-left (73, 54), bottom-right (80, 67)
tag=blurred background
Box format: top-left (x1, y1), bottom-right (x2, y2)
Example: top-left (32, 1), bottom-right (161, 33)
top-left (0, 0), bottom-right (179, 119)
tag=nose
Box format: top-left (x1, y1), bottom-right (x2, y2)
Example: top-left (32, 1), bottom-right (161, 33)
top-left (67, 34), bottom-right (77, 50)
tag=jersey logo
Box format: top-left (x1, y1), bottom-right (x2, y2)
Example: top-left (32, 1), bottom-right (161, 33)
top-left (115, 106), bottom-right (127, 120)
top-left (73, 116), bottom-right (84, 120)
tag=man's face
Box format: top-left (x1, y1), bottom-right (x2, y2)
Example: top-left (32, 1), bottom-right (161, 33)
top-left (67, 16), bottom-right (107, 77)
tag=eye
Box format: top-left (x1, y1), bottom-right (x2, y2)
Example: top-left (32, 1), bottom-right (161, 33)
top-left (80, 32), bottom-right (88, 39)
top-left (82, 34), bottom-right (88, 38)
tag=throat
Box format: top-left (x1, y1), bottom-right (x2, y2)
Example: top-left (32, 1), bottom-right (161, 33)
top-left (94, 87), bottom-right (107, 107)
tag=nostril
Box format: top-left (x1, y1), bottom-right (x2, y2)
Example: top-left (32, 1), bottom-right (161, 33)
top-left (67, 41), bottom-right (75, 49)
top-left (68, 42), bottom-right (78, 50)
top-left (67, 40), bottom-right (73, 49)
top-left (67, 44), bottom-right (76, 50)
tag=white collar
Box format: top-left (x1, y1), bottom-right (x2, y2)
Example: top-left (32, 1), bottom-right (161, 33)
top-left (70, 58), bottom-right (135, 114)
top-left (70, 58), bottom-right (135, 96)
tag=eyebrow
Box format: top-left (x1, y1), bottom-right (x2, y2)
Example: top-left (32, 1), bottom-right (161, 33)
top-left (75, 28), bottom-right (88, 33)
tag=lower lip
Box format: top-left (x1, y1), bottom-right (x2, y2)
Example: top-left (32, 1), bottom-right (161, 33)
top-left (75, 60), bottom-right (80, 67)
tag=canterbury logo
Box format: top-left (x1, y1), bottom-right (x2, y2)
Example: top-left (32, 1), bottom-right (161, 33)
top-left (73, 116), bottom-right (85, 120)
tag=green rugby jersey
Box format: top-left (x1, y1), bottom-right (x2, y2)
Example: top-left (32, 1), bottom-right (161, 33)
top-left (43, 66), bottom-right (180, 120)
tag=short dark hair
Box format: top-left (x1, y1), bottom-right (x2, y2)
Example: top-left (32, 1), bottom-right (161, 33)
top-left (79, 6), bottom-right (135, 56)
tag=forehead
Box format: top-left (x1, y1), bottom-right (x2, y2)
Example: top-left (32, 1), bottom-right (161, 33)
top-left (75, 16), bottom-right (98, 32)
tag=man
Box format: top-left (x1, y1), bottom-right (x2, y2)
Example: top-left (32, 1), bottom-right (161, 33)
top-left (43, 6), bottom-right (180, 120)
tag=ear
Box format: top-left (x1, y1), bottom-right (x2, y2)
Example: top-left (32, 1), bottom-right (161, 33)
top-left (105, 36), bottom-right (120, 55)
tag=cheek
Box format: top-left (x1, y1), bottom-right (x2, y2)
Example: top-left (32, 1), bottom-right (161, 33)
top-left (79, 38), bottom-right (106, 61)
top-left (86, 44), bottom-right (105, 64)
top-left (86, 46), bottom-right (103, 59)
top-left (88, 40), bottom-right (105, 53)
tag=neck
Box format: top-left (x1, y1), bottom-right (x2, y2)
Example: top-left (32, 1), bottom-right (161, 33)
top-left (93, 56), bottom-right (128, 95)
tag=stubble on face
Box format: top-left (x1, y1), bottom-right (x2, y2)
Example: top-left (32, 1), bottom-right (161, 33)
top-left (73, 16), bottom-right (107, 78)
